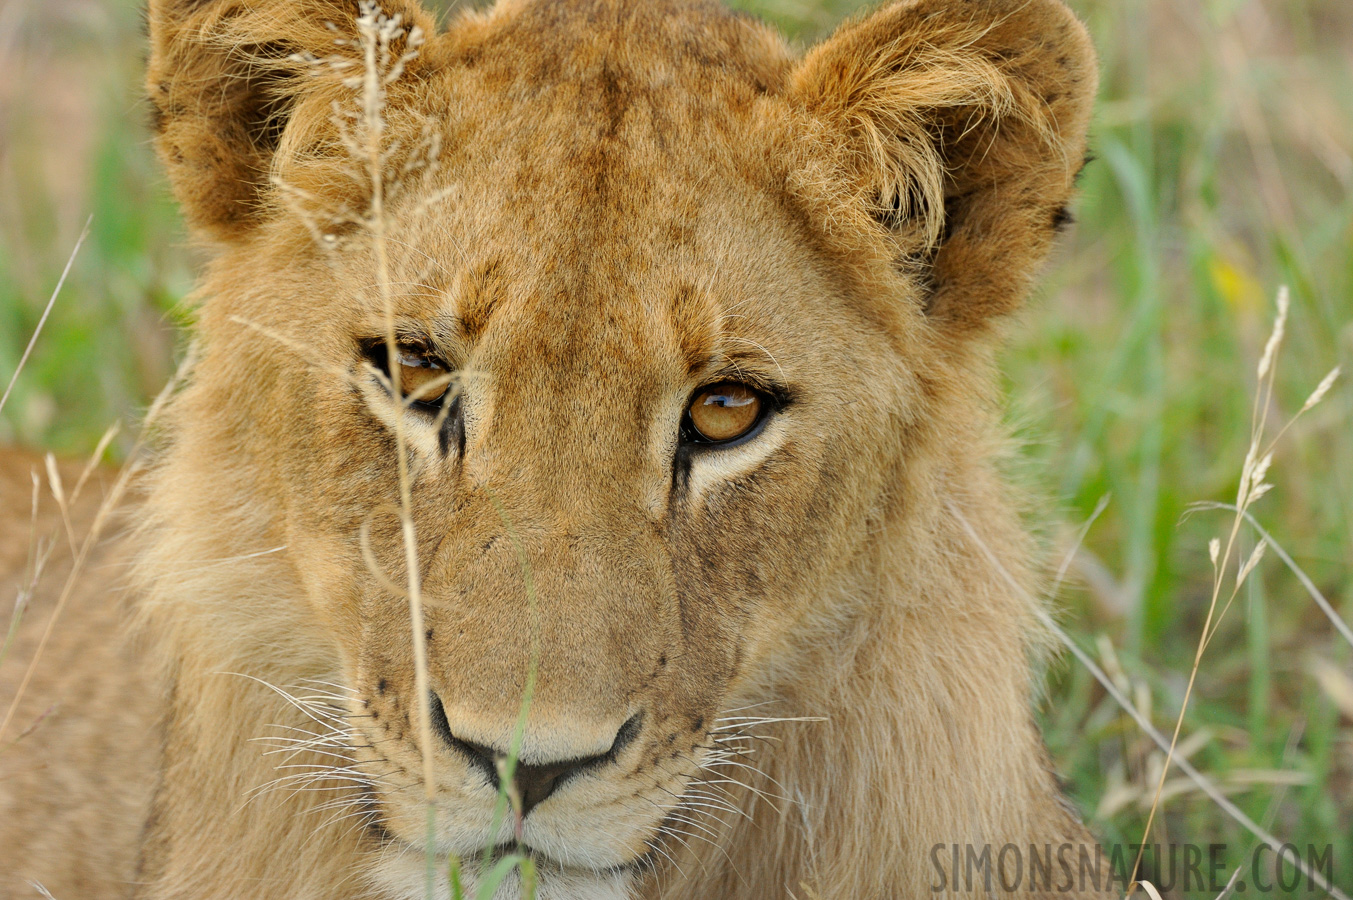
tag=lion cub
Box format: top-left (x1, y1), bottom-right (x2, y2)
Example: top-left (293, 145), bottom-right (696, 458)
top-left (1, 0), bottom-right (1106, 897)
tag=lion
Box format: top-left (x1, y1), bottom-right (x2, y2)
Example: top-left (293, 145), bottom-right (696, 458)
top-left (0, 0), bottom-right (1104, 897)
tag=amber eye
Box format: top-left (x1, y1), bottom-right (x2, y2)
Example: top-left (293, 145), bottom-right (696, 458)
top-left (393, 350), bottom-right (449, 405)
top-left (685, 382), bottom-right (765, 444)
top-left (361, 339), bottom-right (451, 407)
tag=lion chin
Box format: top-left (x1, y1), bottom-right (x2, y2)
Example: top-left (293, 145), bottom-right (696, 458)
top-left (0, 0), bottom-right (1111, 897)
top-left (371, 854), bottom-right (631, 900)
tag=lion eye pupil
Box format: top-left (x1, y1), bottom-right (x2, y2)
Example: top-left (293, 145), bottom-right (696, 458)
top-left (686, 383), bottom-right (764, 444)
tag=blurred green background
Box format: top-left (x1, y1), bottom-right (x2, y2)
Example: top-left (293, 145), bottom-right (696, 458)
top-left (1, 0), bottom-right (1350, 894)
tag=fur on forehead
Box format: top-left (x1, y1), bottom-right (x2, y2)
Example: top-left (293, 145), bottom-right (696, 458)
top-left (153, 0), bottom-right (1093, 356)
top-left (150, 0), bottom-right (798, 244)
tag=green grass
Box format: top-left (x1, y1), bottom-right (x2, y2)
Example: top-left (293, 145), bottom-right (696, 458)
top-left (2, 0), bottom-right (1350, 895)
top-left (1011, 2), bottom-right (1353, 889)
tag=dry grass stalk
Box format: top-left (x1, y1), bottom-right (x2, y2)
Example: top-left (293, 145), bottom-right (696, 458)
top-left (0, 216), bottom-right (91, 420)
top-left (946, 497), bottom-right (1350, 900)
top-left (1, 215), bottom-right (100, 699)
top-left (1, 475), bottom-right (47, 674)
top-left (0, 348), bottom-right (193, 746)
top-left (336, 2), bottom-right (441, 891)
top-left (1125, 287), bottom-right (1341, 895)
top-left (324, 10), bottom-right (539, 896)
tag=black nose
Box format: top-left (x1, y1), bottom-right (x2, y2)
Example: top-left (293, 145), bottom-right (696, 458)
top-left (429, 694), bottom-right (642, 817)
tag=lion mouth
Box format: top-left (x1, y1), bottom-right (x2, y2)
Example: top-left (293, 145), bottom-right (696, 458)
top-left (367, 829), bottom-right (638, 900)
top-left (476, 841), bottom-right (629, 874)
top-left (372, 825), bottom-right (642, 887)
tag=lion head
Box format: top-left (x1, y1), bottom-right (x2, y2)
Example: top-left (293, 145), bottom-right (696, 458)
top-left (133, 0), bottom-right (1100, 897)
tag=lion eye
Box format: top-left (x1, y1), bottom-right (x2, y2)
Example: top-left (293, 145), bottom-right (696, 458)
top-left (394, 351), bottom-right (449, 405)
top-left (360, 339), bottom-right (451, 408)
top-left (684, 383), bottom-right (764, 445)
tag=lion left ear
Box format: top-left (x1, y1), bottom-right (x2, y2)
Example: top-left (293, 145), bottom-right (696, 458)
top-left (147, 0), bottom-right (435, 246)
top-left (788, 0), bottom-right (1097, 336)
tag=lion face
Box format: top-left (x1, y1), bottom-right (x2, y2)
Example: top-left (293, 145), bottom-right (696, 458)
top-left (144, 0), bottom-right (1096, 895)
top-left (268, 43), bottom-right (916, 887)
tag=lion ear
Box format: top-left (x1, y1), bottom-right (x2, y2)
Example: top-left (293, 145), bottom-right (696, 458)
top-left (788, 0), bottom-right (1097, 336)
top-left (147, 0), bottom-right (435, 245)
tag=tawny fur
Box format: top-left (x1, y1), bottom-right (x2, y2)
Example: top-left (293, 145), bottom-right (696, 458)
top-left (1, 0), bottom-right (1104, 897)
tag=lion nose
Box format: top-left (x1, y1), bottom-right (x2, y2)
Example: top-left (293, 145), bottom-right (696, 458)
top-left (514, 756), bottom-right (593, 816)
top-left (429, 693), bottom-right (642, 816)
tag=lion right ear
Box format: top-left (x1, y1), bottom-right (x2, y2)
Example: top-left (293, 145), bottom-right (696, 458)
top-left (147, 0), bottom-right (435, 245)
top-left (787, 0), bottom-right (1097, 339)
